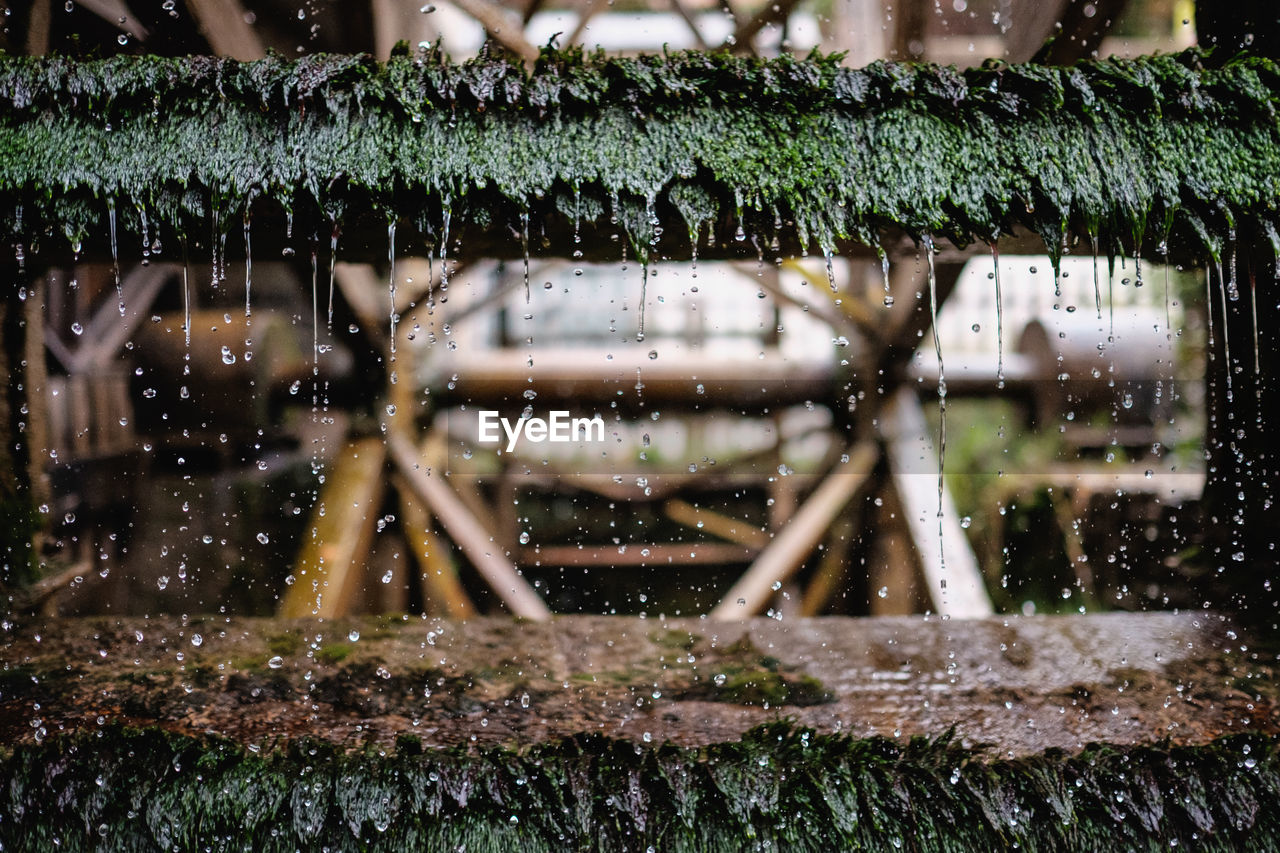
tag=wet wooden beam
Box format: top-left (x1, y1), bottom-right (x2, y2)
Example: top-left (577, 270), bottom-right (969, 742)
top-left (710, 440), bottom-right (878, 619)
top-left (880, 389), bottom-right (993, 618)
top-left (387, 430), bottom-right (552, 620)
top-left (279, 437), bottom-right (387, 618)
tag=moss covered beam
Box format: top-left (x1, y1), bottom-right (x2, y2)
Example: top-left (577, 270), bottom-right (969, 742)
top-left (2, 48), bottom-right (1280, 266)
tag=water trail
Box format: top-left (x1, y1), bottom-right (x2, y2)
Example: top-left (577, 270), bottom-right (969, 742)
top-left (1161, 243), bottom-right (1171, 335)
top-left (824, 250), bottom-right (837, 292)
top-left (138, 204), bottom-right (150, 266)
top-left (989, 241), bottom-right (1004, 389)
top-left (1249, 265), bottom-right (1260, 374)
top-left (180, 235), bottom-right (191, 348)
top-left (243, 209), bottom-right (252, 317)
top-left (638, 263), bottom-right (648, 342)
top-left (690, 222), bottom-right (699, 279)
top-left (107, 198), bottom-right (123, 315)
top-left (328, 223), bottom-right (339, 327)
top-left (924, 235), bottom-right (948, 577)
top-left (877, 243), bottom-right (893, 306)
top-left (521, 211), bottom-right (531, 303)
top-left (311, 237), bottom-right (320, 370)
top-left (1107, 255), bottom-right (1115, 342)
top-left (387, 221), bottom-right (397, 357)
top-left (1216, 262), bottom-right (1233, 401)
top-left (1090, 234), bottom-right (1102, 319)
top-left (439, 200), bottom-right (452, 298)
top-left (1205, 264), bottom-right (1216, 355)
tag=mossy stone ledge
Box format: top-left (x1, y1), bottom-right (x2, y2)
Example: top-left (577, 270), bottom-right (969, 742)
top-left (1, 48), bottom-right (1279, 265)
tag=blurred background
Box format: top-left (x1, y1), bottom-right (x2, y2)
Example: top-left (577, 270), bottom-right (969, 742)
top-left (0, 0), bottom-right (1239, 623)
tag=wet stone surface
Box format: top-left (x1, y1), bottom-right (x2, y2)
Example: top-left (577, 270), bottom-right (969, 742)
top-left (1, 613), bottom-right (1274, 755)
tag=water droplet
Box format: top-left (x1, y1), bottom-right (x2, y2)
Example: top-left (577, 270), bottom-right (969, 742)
top-left (117, 33), bottom-right (128, 45)
top-left (267, 655), bottom-right (284, 669)
top-left (960, 516), bottom-right (972, 529)
top-left (191, 634), bottom-right (203, 647)
top-left (714, 673), bottom-right (727, 686)
top-left (878, 586), bottom-right (888, 598)
top-left (519, 531), bottom-right (531, 545)
top-left (648, 350), bottom-right (658, 360)
top-left (348, 630), bottom-right (360, 642)
top-left (71, 322), bottom-right (83, 336)
top-left (221, 345), bottom-right (236, 365)
top-left (380, 570), bottom-right (394, 584)
top-left (256, 532), bottom-right (270, 545)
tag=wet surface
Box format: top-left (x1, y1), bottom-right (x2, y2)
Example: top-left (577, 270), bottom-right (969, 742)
top-left (2, 613), bottom-right (1274, 755)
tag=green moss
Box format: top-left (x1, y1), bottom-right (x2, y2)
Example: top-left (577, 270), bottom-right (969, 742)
top-left (1, 49), bottom-right (1278, 265)
top-left (265, 632), bottom-right (304, 657)
top-left (2, 723), bottom-right (1278, 851)
top-left (315, 642), bottom-right (353, 665)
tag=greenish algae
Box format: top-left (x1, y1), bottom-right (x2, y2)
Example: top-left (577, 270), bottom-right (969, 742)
top-left (1, 48), bottom-right (1279, 264)
top-left (1, 723), bottom-right (1277, 851)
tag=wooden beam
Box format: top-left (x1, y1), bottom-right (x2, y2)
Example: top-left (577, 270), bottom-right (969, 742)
top-left (664, 499), bottom-right (769, 549)
top-left (279, 437), bottom-right (386, 618)
top-left (394, 475), bottom-right (478, 618)
top-left (879, 389), bottom-right (993, 618)
top-left (520, 542), bottom-right (757, 567)
top-left (387, 430), bottom-right (551, 620)
top-left (185, 0), bottom-right (267, 61)
top-left (709, 441), bottom-right (878, 620)
top-left (799, 515), bottom-right (855, 616)
top-left (66, 264), bottom-right (177, 375)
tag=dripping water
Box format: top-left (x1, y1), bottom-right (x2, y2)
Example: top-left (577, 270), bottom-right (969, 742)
top-left (242, 207), bottom-right (253, 317)
top-left (387, 221), bottom-right (398, 358)
top-left (878, 243), bottom-right (893, 307)
top-left (824, 250), bottom-right (837, 292)
top-left (989, 242), bottom-right (1004, 389)
top-left (108, 198), bottom-right (123, 315)
top-left (1216, 261), bottom-right (1233, 401)
top-left (180, 235), bottom-right (191, 349)
top-left (311, 237), bottom-right (320, 370)
top-left (521, 211), bottom-right (530, 303)
top-left (1249, 265), bottom-right (1261, 374)
top-left (328, 223), bottom-right (339, 327)
top-left (138, 204), bottom-right (150, 266)
top-left (637, 263), bottom-right (648, 342)
top-left (439, 200), bottom-right (452, 299)
top-left (924, 235), bottom-right (948, 578)
top-left (1090, 234), bottom-right (1102, 319)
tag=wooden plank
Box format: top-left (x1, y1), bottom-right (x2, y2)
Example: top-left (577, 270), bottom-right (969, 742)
top-left (279, 437), bottom-right (387, 618)
top-left (799, 515), bottom-right (855, 616)
top-left (709, 441), bottom-right (878, 620)
top-left (394, 476), bottom-right (478, 618)
top-left (664, 499), bottom-right (769, 549)
top-left (880, 389), bottom-right (993, 618)
top-left (520, 542), bottom-right (757, 567)
top-left (387, 430), bottom-right (551, 620)
top-left (66, 264), bottom-right (177, 375)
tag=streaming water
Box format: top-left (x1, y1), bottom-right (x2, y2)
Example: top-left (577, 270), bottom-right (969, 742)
top-left (107, 197), bottom-right (123, 315)
top-left (923, 235), bottom-right (947, 576)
